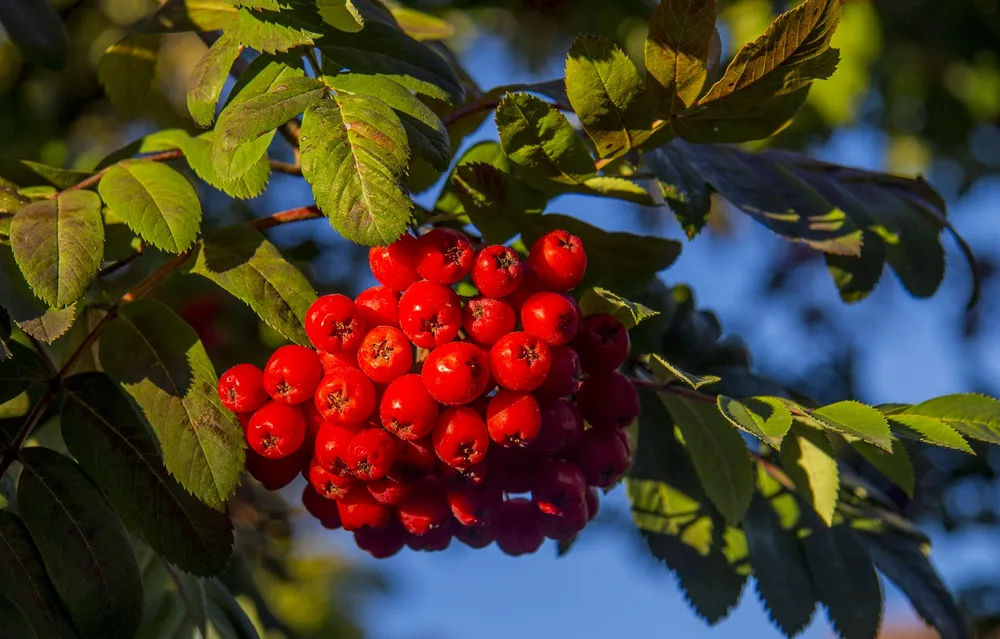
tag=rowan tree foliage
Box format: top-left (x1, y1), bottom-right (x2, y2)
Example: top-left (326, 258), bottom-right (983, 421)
top-left (0, 0), bottom-right (995, 638)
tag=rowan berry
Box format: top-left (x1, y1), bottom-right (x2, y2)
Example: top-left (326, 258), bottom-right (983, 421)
top-left (245, 446), bottom-right (304, 489)
top-left (568, 428), bottom-right (631, 488)
top-left (308, 459), bottom-right (362, 501)
top-left (456, 524), bottom-right (495, 549)
top-left (380, 374), bottom-right (440, 440)
top-left (367, 477), bottom-right (415, 506)
top-left (521, 291), bottom-right (580, 346)
top-left (355, 285), bottom-right (400, 329)
top-left (305, 294), bottom-right (366, 353)
top-left (433, 406), bottom-right (490, 469)
top-left (398, 281), bottom-right (462, 348)
top-left (528, 229), bottom-right (587, 291)
top-left (406, 520), bottom-right (455, 551)
top-left (354, 521), bottom-right (406, 558)
top-left (318, 348), bottom-right (359, 374)
top-left (529, 397), bottom-right (584, 456)
top-left (347, 428), bottom-right (397, 481)
top-left (218, 363), bottom-right (268, 413)
top-left (388, 437), bottom-right (437, 483)
top-left (314, 367), bottom-right (376, 425)
top-left (422, 341), bottom-right (490, 405)
top-left (534, 345), bottom-right (582, 398)
top-left (532, 458), bottom-right (587, 517)
top-left (471, 245), bottom-right (523, 297)
top-left (314, 423), bottom-right (357, 476)
top-left (495, 498), bottom-right (544, 556)
top-left (247, 401), bottom-right (307, 459)
top-left (462, 296), bottom-right (516, 346)
top-left (369, 234), bottom-right (420, 291)
top-left (398, 486), bottom-right (452, 535)
top-left (572, 313), bottom-right (629, 373)
top-left (357, 326), bottom-right (413, 384)
top-left (448, 484), bottom-right (503, 527)
top-left (538, 501), bottom-right (588, 541)
top-left (504, 261), bottom-right (546, 311)
top-left (263, 345), bottom-right (324, 405)
top-left (337, 490), bottom-right (393, 531)
top-left (577, 370), bottom-right (639, 430)
top-left (302, 484), bottom-right (342, 529)
top-left (301, 400), bottom-right (327, 440)
top-left (489, 332), bottom-right (551, 392)
top-left (436, 458), bottom-right (490, 490)
top-left (414, 228), bottom-right (474, 284)
top-left (489, 447), bottom-right (538, 493)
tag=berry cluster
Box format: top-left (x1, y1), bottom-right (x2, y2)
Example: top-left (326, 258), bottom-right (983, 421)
top-left (217, 229), bottom-right (639, 557)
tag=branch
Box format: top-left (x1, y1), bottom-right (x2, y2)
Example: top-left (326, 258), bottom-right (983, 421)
top-left (251, 205), bottom-right (322, 230)
top-left (66, 149), bottom-right (184, 193)
top-left (628, 376), bottom-right (718, 404)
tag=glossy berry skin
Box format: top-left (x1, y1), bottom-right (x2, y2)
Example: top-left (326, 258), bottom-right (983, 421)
top-left (489, 331), bottom-right (552, 392)
top-left (414, 228), bottom-right (474, 285)
top-left (314, 423), bottom-right (358, 476)
top-left (422, 342), bottom-right (491, 405)
top-left (572, 313), bottom-right (629, 373)
top-left (534, 345), bottom-right (582, 398)
top-left (407, 521), bottom-right (455, 552)
top-left (318, 348), bottom-right (359, 374)
top-left (486, 390), bottom-right (542, 448)
top-left (247, 401), bottom-right (307, 459)
top-left (380, 374), bottom-right (440, 440)
top-left (264, 345), bottom-right (324, 405)
top-left (456, 524), bottom-right (495, 549)
top-left (495, 498), bottom-right (545, 556)
top-left (369, 234), bottom-right (420, 291)
top-left (355, 285), bottom-right (400, 328)
top-left (538, 501), bottom-right (588, 541)
top-left (300, 401), bottom-right (327, 442)
top-left (436, 459), bottom-right (490, 490)
top-left (462, 296), bottom-right (516, 346)
top-left (245, 447), bottom-right (305, 489)
top-left (398, 281), bottom-right (463, 348)
top-left (347, 428), bottom-right (397, 481)
top-left (520, 292), bottom-right (580, 346)
top-left (305, 294), bottom-right (366, 353)
top-left (308, 459), bottom-right (362, 501)
top-left (568, 428), bottom-right (631, 488)
top-left (433, 406), bottom-right (490, 469)
top-left (532, 458), bottom-right (588, 516)
top-left (529, 397), bottom-right (584, 456)
top-left (577, 370), bottom-right (640, 430)
top-left (448, 484), bottom-right (502, 527)
top-left (218, 363), bottom-right (268, 413)
top-left (354, 521), bottom-right (406, 558)
top-left (367, 477), bottom-right (415, 506)
top-left (389, 437), bottom-right (437, 483)
top-left (528, 229), bottom-right (587, 291)
top-left (302, 484), bottom-right (342, 529)
top-left (504, 261), bottom-right (546, 311)
top-left (314, 368), bottom-right (376, 426)
top-left (357, 326), bottom-right (413, 384)
top-left (337, 490), bottom-right (393, 531)
top-left (471, 245), bottom-right (523, 298)
top-left (398, 486), bottom-right (452, 535)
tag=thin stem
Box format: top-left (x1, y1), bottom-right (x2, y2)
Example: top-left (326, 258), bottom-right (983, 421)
top-left (269, 159), bottom-right (301, 175)
top-left (65, 150), bottom-right (184, 193)
top-left (99, 243), bottom-right (145, 278)
top-left (0, 387), bottom-right (56, 478)
top-left (251, 205), bottom-right (322, 230)
top-left (628, 376), bottom-right (718, 404)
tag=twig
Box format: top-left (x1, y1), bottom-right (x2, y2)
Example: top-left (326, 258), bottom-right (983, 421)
top-left (99, 243), bottom-right (145, 278)
top-left (65, 149), bottom-right (184, 193)
top-left (251, 205), bottom-right (322, 230)
top-left (269, 159), bottom-right (301, 176)
top-left (628, 376), bottom-right (719, 404)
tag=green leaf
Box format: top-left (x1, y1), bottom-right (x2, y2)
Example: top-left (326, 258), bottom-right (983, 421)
top-left (780, 424), bottom-right (839, 526)
top-left (0, 159), bottom-right (91, 190)
top-left (61, 373), bottom-right (235, 576)
top-left (0, 591), bottom-right (37, 639)
top-left (578, 176), bottom-right (655, 205)
top-left (0, 341), bottom-right (49, 404)
top-left (100, 300), bottom-right (245, 510)
top-left (205, 579), bottom-right (260, 639)
top-left (886, 414), bottom-right (972, 454)
top-left (0, 307), bottom-right (10, 360)
top-left (0, 0), bottom-right (69, 70)
top-left (645, 143), bottom-right (712, 239)
top-left (317, 0), bottom-right (363, 32)
top-left (436, 141), bottom-right (511, 214)
top-left (578, 287), bottom-right (660, 329)
top-left (852, 438), bottom-right (914, 497)
top-left (496, 92), bottom-right (596, 187)
top-left (216, 76), bottom-right (325, 155)
top-left (190, 225), bottom-right (317, 345)
top-left (227, 5), bottom-right (323, 53)
top-left (98, 160), bottom-right (203, 254)
top-left (565, 34), bottom-right (651, 159)
top-left (391, 6), bottom-right (453, 41)
top-left (180, 134), bottom-right (271, 200)
top-left (645, 0), bottom-right (717, 115)
top-left (98, 34), bottom-right (162, 115)
top-left (0, 248), bottom-right (75, 343)
top-left (902, 393), bottom-right (1000, 445)
top-left (152, 0), bottom-right (238, 32)
top-left (300, 95), bottom-right (412, 246)
top-left (188, 33), bottom-right (244, 128)
top-left (326, 73), bottom-right (451, 171)
top-left (17, 447), bottom-right (143, 638)
top-left (641, 352), bottom-right (720, 389)
top-left (813, 400), bottom-right (893, 451)
top-left (0, 511), bottom-right (77, 639)
top-left (10, 191), bottom-right (104, 308)
top-left (452, 163), bottom-right (545, 245)
top-left (717, 396), bottom-right (792, 449)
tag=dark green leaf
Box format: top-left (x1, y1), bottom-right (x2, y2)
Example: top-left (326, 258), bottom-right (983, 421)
top-left (641, 352), bottom-right (720, 389)
top-left (645, 0), bottom-right (717, 115)
top-left (0, 0), bottom-right (69, 70)
top-left (205, 579), bottom-right (260, 639)
top-left (813, 400), bottom-right (893, 451)
top-left (852, 438), bottom-right (914, 497)
top-left (100, 300), bottom-right (245, 510)
top-left (717, 395), bottom-right (792, 449)
top-left (886, 414), bottom-right (972, 454)
top-left (98, 34), bottom-right (162, 115)
top-left (0, 159), bottom-right (91, 190)
top-left (10, 191), bottom-right (104, 308)
top-left (227, 5), bottom-right (323, 53)
top-left (902, 393), bottom-right (1000, 445)
top-left (188, 33), bottom-right (244, 128)
top-left (17, 447), bottom-right (143, 638)
top-left (0, 591), bottom-right (36, 639)
top-left (780, 424), bottom-right (839, 526)
top-left (577, 287), bottom-right (660, 329)
top-left (93, 129), bottom-right (192, 171)
top-left (0, 247), bottom-right (76, 343)
top-left (216, 76), bottom-right (325, 154)
top-left (300, 95), bottom-right (412, 246)
top-left (452, 163), bottom-right (546, 244)
top-left (576, 176), bottom-right (655, 205)
top-left (61, 373), bottom-right (235, 576)
top-left (180, 134), bottom-right (271, 200)
top-left (645, 143), bottom-right (712, 239)
top-left (0, 307), bottom-right (10, 360)
top-left (0, 341), bottom-right (49, 404)
top-left (435, 141), bottom-right (510, 214)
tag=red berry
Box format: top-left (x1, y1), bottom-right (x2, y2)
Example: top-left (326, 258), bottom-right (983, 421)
top-left (433, 406), bottom-right (490, 469)
top-left (380, 374), bottom-right (440, 440)
top-left (245, 446), bottom-right (304, 489)
top-left (414, 228), bottom-right (474, 285)
top-left (520, 292), bottom-right (580, 346)
top-left (529, 397), bottom-right (584, 456)
top-left (247, 401), bottom-right (307, 459)
top-left (305, 294), bottom-right (366, 353)
top-left (456, 524), bottom-right (495, 548)
top-left (367, 477), bottom-right (415, 506)
top-left (471, 245), bottom-right (523, 297)
top-left (389, 437), bottom-right (437, 483)
top-left (398, 281), bottom-right (463, 348)
top-left (338, 490), bottom-right (393, 531)
top-left (572, 313), bottom-right (629, 373)
top-left (302, 484), bottom-right (342, 529)
top-left (314, 368), bottom-right (376, 425)
top-left (495, 498), bottom-right (545, 556)
top-left (504, 261), bottom-right (546, 311)
top-left (577, 370), bottom-right (639, 430)
top-left (318, 348), bottom-right (359, 373)
top-left (308, 459), bottom-right (362, 501)
top-left (531, 459), bottom-right (587, 517)
top-left (436, 458), bottom-right (491, 490)
top-left (462, 296), bottom-right (516, 346)
top-left (355, 521), bottom-right (406, 558)
top-left (218, 363), bottom-right (268, 413)
top-left (314, 422), bottom-right (358, 476)
top-left (448, 484), bottom-right (503, 527)
top-left (421, 342), bottom-right (490, 405)
top-left (237, 412), bottom-right (252, 432)
top-left (538, 501), bottom-right (588, 541)
top-left (486, 391), bottom-right (541, 448)
top-left (348, 428), bottom-right (397, 480)
top-left (528, 230), bottom-right (586, 291)
top-left (355, 285), bottom-right (400, 328)
top-left (489, 447), bottom-right (539, 493)
top-left (568, 428), bottom-right (631, 488)
top-left (534, 345), bottom-right (582, 398)
top-left (264, 345), bottom-right (324, 405)
top-left (369, 234), bottom-right (420, 291)
top-left (357, 326), bottom-right (413, 384)
top-left (489, 332), bottom-right (551, 392)
top-left (406, 520), bottom-right (455, 551)
top-left (585, 486), bottom-right (599, 521)
top-left (301, 400), bottom-right (327, 440)
top-left (398, 486), bottom-right (452, 535)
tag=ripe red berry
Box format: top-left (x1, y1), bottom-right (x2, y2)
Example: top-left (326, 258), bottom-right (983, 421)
top-left (521, 292), bottom-right (580, 346)
top-left (380, 374), bottom-right (440, 440)
top-left (406, 520), bottom-right (455, 552)
top-left (462, 296), bottom-right (516, 346)
top-left (247, 401), bottom-right (307, 459)
top-left (357, 326), bottom-right (413, 384)
top-left (538, 501), bottom-right (588, 541)
top-left (572, 313), bottom-right (629, 373)
top-left (528, 229), bottom-right (587, 291)
top-left (534, 345), bottom-right (582, 398)
top-left (264, 345), bottom-right (324, 405)
top-left (456, 524), bottom-right (495, 549)
top-left (486, 390), bottom-right (541, 448)
top-left (398, 488), bottom-right (452, 536)
top-left (308, 458), bottom-right (362, 501)
top-left (436, 458), bottom-right (490, 490)
top-left (314, 367), bottom-right (376, 425)
top-left (355, 285), bottom-right (400, 329)
top-left (218, 363), bottom-right (268, 413)
top-left (347, 428), bottom-right (397, 481)
top-left (338, 490), bottom-right (393, 531)
top-left (305, 294), bottom-right (366, 353)
top-left (577, 370), bottom-right (639, 430)
top-left (489, 447), bottom-right (538, 493)
top-left (369, 234), bottom-right (420, 291)
top-left (529, 397), bottom-right (584, 456)
top-left (471, 245), bottom-right (523, 297)
top-left (489, 331), bottom-right (552, 392)
top-left (504, 261), bottom-right (546, 311)
top-left (398, 281), bottom-right (462, 348)
top-left (433, 406), bottom-right (490, 469)
top-left (495, 498), bottom-right (545, 556)
top-left (354, 521), bottom-right (406, 558)
top-left (302, 484), bottom-right (343, 529)
top-left (389, 437), bottom-right (437, 483)
top-left (421, 341), bottom-right (490, 405)
top-left (318, 348), bottom-right (359, 374)
top-left (314, 423), bottom-right (358, 476)
top-left (568, 428), bottom-right (631, 488)
top-left (301, 400), bottom-right (327, 441)
top-left (367, 477), bottom-right (415, 506)
top-left (414, 228), bottom-right (474, 285)
top-left (532, 459), bottom-right (587, 517)
top-left (448, 484), bottom-right (503, 527)
top-left (245, 446), bottom-right (305, 489)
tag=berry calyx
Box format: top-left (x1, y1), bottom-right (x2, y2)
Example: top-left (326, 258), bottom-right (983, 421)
top-left (314, 367), bottom-right (377, 425)
top-left (489, 331), bottom-right (552, 392)
top-left (528, 229), bottom-right (587, 291)
top-left (380, 374), bottom-right (440, 440)
top-left (347, 428), bottom-right (397, 481)
top-left (369, 234), bottom-right (420, 292)
top-left (577, 370), bottom-right (640, 430)
top-left (308, 459), bottom-right (362, 501)
top-left (247, 401), bottom-right (307, 459)
top-left (355, 285), bottom-right (400, 328)
top-left (432, 406), bottom-right (490, 469)
top-left (520, 291), bottom-right (580, 346)
top-left (486, 390), bottom-right (542, 448)
top-left (414, 228), bottom-right (474, 285)
top-left (398, 280), bottom-right (463, 348)
top-left (218, 363), bottom-right (268, 413)
top-left (357, 326), bottom-right (414, 384)
top-left (305, 294), bottom-right (366, 353)
top-left (471, 245), bottom-right (523, 297)
top-left (264, 345), bottom-right (324, 405)
top-left (421, 341), bottom-right (491, 405)
top-left (572, 313), bottom-right (629, 373)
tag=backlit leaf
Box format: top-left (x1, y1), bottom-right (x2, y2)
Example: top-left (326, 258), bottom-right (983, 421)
top-left (780, 424), bottom-right (839, 526)
top-left (813, 400), bottom-right (892, 451)
top-left (717, 395), bottom-right (792, 449)
top-left (578, 287), bottom-right (660, 329)
top-left (902, 393), bottom-right (1000, 445)
top-left (188, 33), bottom-right (244, 128)
top-left (227, 5), bottom-right (323, 53)
top-left (99, 34), bottom-right (162, 115)
top-left (645, 0), bottom-right (717, 115)
top-left (641, 352), bottom-right (720, 390)
top-left (852, 438), bottom-right (915, 497)
top-left (0, 247), bottom-right (75, 343)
